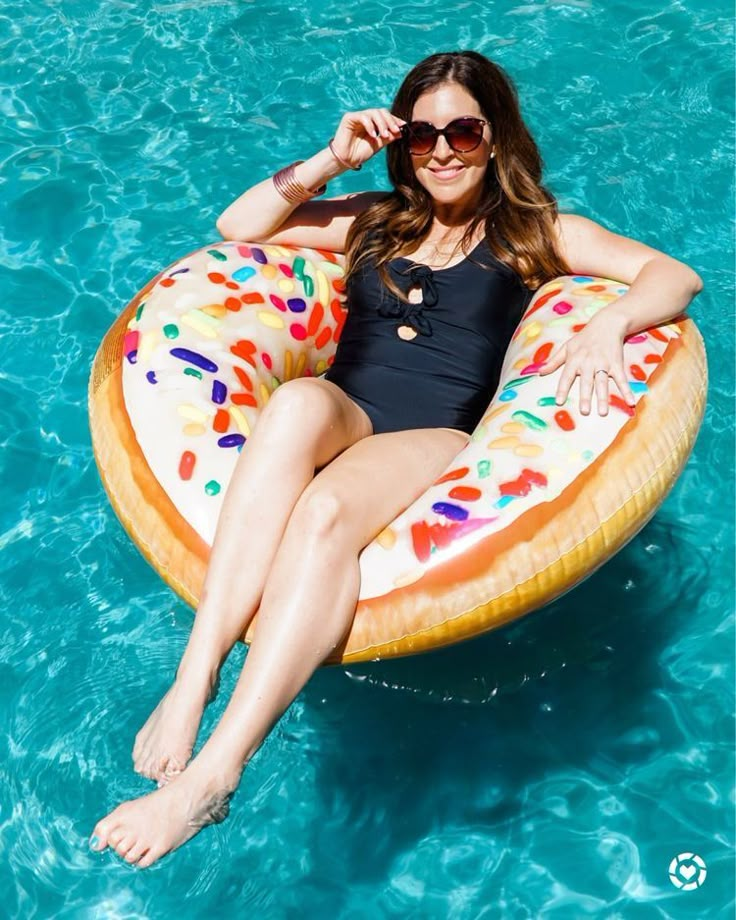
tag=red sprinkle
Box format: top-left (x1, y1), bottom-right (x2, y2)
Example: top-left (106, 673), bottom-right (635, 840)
top-left (554, 410), bottom-right (575, 431)
top-left (213, 409), bottom-right (229, 433)
top-left (179, 451), bottom-right (196, 481)
top-left (448, 486), bottom-right (481, 502)
top-left (411, 520), bottom-right (432, 563)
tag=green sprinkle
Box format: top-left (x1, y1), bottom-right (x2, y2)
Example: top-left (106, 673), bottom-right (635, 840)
top-left (163, 323), bottom-right (179, 339)
top-left (537, 396), bottom-right (557, 407)
top-left (205, 480), bottom-right (221, 496)
top-left (135, 302), bottom-right (146, 321)
top-left (292, 257), bottom-right (305, 280)
top-left (503, 376), bottom-right (534, 390)
top-left (582, 449), bottom-right (595, 461)
top-left (184, 367), bottom-right (202, 379)
top-left (207, 249), bottom-right (227, 261)
top-left (303, 274), bottom-right (314, 297)
top-left (477, 459), bottom-right (492, 478)
top-left (511, 409), bottom-right (548, 431)
top-left (271, 376), bottom-right (281, 388)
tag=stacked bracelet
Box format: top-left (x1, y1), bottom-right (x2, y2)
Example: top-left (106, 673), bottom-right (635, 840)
top-left (272, 160), bottom-right (327, 204)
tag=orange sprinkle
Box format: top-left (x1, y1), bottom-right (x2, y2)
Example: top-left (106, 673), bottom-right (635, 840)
top-left (208, 272), bottom-right (226, 284)
top-left (160, 278), bottom-right (176, 288)
top-left (241, 292), bottom-right (265, 304)
top-left (307, 302), bottom-right (324, 337)
top-left (315, 327), bottom-right (332, 350)
top-left (644, 353), bottom-right (662, 364)
top-left (630, 363), bottom-right (646, 381)
top-left (233, 366), bottom-right (253, 390)
top-left (225, 297), bottom-right (242, 311)
top-left (434, 466), bottom-right (469, 485)
top-left (231, 392), bottom-right (258, 407)
top-left (213, 409), bottom-right (230, 433)
top-left (448, 486), bottom-right (481, 502)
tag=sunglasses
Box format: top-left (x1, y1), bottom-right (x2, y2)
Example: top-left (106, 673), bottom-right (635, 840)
top-left (399, 117), bottom-right (490, 156)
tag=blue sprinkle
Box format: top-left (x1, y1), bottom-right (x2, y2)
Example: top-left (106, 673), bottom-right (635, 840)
top-left (630, 381), bottom-right (648, 393)
top-left (572, 275), bottom-right (594, 282)
top-left (146, 370), bottom-right (157, 384)
top-left (431, 502), bottom-right (469, 521)
top-left (232, 266), bottom-right (256, 282)
top-left (500, 389), bottom-right (518, 401)
top-left (126, 350), bottom-right (137, 365)
top-left (170, 267), bottom-right (190, 277)
top-left (212, 379), bottom-right (227, 404)
top-left (250, 248), bottom-right (267, 265)
top-left (286, 297), bottom-right (307, 313)
top-left (218, 434), bottom-right (246, 449)
top-left (494, 495), bottom-right (515, 509)
top-left (170, 347), bottom-right (218, 373)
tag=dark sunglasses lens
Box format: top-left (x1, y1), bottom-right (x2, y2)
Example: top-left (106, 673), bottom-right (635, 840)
top-left (446, 120), bottom-right (484, 151)
top-left (406, 124), bottom-right (436, 155)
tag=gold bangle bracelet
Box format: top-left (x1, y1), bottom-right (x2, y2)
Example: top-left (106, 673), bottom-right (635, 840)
top-left (272, 161), bottom-right (327, 203)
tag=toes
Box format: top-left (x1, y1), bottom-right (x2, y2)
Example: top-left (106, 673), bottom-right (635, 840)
top-left (89, 816), bottom-right (116, 852)
top-left (136, 848), bottom-right (161, 869)
top-left (125, 840), bottom-right (149, 866)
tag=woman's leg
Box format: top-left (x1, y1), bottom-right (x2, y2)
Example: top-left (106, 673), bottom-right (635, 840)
top-left (90, 426), bottom-right (469, 868)
top-left (132, 377), bottom-right (373, 783)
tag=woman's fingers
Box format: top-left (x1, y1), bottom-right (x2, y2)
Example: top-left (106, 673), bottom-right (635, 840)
top-left (594, 370), bottom-right (610, 416)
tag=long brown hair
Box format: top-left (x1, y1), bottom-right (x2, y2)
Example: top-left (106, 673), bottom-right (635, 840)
top-left (343, 50), bottom-right (572, 303)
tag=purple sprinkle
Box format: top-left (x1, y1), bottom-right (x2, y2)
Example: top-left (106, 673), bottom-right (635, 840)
top-left (250, 247), bottom-right (267, 264)
top-left (170, 267), bottom-right (190, 277)
top-left (212, 379), bottom-right (227, 404)
top-left (170, 347), bottom-right (218, 373)
top-left (126, 350), bottom-right (138, 365)
top-left (146, 370), bottom-right (157, 384)
top-left (286, 297), bottom-right (307, 313)
top-left (431, 502), bottom-right (469, 521)
top-left (218, 434), bottom-right (246, 449)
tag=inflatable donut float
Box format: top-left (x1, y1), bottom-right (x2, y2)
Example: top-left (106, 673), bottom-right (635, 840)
top-left (88, 240), bottom-right (707, 664)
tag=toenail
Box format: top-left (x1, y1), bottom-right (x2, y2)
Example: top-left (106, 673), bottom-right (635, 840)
top-left (89, 835), bottom-right (100, 849)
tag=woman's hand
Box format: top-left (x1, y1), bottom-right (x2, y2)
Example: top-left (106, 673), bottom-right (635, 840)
top-left (537, 310), bottom-right (637, 416)
top-left (330, 108), bottom-right (407, 170)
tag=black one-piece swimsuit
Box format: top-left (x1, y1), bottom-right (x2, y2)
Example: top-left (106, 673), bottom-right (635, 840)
top-left (322, 237), bottom-right (534, 436)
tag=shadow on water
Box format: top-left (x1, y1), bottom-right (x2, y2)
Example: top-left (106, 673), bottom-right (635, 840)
top-left (283, 511), bottom-right (714, 885)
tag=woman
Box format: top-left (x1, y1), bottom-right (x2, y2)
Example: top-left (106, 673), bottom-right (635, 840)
top-left (89, 51), bottom-right (702, 867)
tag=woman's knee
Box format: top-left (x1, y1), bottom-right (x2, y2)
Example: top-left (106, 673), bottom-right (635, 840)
top-left (290, 487), bottom-right (346, 541)
top-left (257, 379), bottom-right (340, 438)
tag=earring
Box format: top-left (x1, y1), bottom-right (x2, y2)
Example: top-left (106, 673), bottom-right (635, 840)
top-left (489, 150), bottom-right (496, 159)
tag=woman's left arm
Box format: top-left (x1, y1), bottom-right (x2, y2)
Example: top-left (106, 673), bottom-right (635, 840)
top-left (538, 213), bottom-right (704, 416)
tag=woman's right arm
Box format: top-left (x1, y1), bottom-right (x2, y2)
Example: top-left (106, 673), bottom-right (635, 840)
top-left (215, 108), bottom-right (405, 251)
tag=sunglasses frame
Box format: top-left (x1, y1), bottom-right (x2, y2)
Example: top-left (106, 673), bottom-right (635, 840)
top-left (399, 117), bottom-right (491, 156)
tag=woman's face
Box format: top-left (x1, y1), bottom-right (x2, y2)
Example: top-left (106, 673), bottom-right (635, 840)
top-left (409, 82), bottom-right (493, 209)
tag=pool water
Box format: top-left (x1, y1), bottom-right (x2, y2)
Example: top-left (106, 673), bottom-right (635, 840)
top-left (1, 1), bottom-right (734, 917)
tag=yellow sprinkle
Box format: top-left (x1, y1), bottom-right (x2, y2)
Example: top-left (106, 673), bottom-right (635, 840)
top-left (277, 279), bottom-right (295, 293)
top-left (376, 527), bottom-right (397, 550)
top-left (265, 244), bottom-right (291, 258)
top-left (177, 404), bottom-right (207, 423)
top-left (513, 358), bottom-right (529, 371)
top-left (261, 264), bottom-right (277, 280)
top-left (229, 406), bottom-right (251, 437)
top-left (200, 303), bottom-right (227, 318)
top-left (316, 269), bottom-right (329, 305)
top-left (524, 321), bottom-right (542, 340)
top-left (315, 358), bottom-right (328, 375)
top-left (666, 322), bottom-right (682, 337)
top-left (259, 382), bottom-right (270, 404)
top-left (318, 260), bottom-right (344, 278)
top-left (501, 421), bottom-right (524, 434)
top-left (514, 443), bottom-right (544, 457)
top-left (181, 313), bottom-right (218, 339)
top-left (393, 567), bottom-right (424, 589)
top-left (295, 352), bottom-right (307, 378)
top-left (183, 422), bottom-right (206, 436)
top-left (284, 349), bottom-right (293, 381)
top-left (257, 311), bottom-right (285, 329)
top-left (481, 404), bottom-right (510, 424)
top-left (138, 329), bottom-right (158, 364)
top-left (488, 436), bottom-right (520, 450)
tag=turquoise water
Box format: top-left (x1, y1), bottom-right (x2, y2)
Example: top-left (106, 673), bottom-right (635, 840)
top-left (1, 0), bottom-right (734, 915)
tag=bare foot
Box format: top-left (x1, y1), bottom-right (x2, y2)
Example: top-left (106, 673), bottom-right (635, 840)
top-left (89, 766), bottom-right (237, 869)
top-left (132, 670), bottom-right (219, 783)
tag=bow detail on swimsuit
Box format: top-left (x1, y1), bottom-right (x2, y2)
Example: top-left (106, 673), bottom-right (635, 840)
top-left (377, 264), bottom-right (439, 336)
